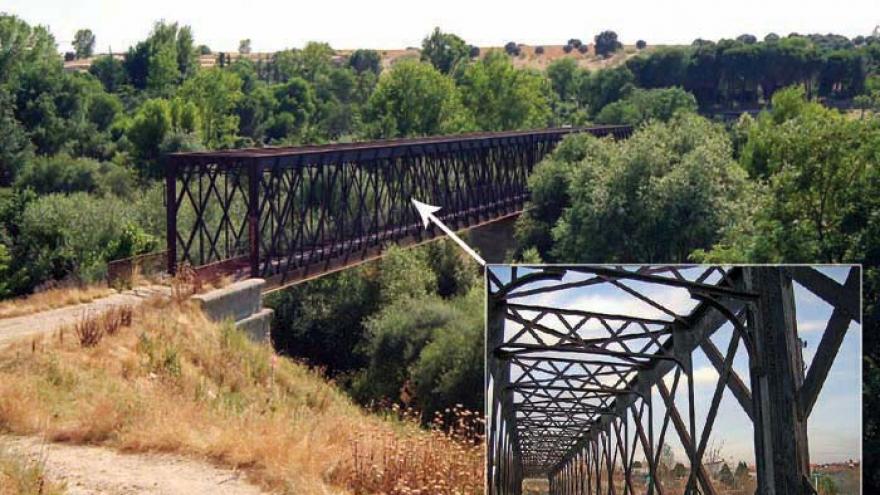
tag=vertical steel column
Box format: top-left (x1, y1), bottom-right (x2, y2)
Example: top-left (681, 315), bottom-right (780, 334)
top-left (165, 156), bottom-right (178, 275)
top-left (247, 158), bottom-right (261, 278)
top-left (745, 267), bottom-right (811, 494)
top-left (488, 293), bottom-right (508, 495)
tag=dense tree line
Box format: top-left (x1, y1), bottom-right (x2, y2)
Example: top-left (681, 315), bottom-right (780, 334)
top-left (625, 33), bottom-right (879, 108)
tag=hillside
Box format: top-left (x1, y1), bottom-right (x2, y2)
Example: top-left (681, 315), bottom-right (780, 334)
top-left (0, 296), bottom-right (482, 494)
top-left (63, 43), bottom-right (666, 73)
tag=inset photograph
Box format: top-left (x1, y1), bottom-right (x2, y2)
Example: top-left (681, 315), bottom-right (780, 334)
top-left (486, 265), bottom-right (861, 494)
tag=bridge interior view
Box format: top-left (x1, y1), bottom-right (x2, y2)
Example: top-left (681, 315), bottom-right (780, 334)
top-left (486, 265), bottom-right (861, 495)
top-left (165, 126), bottom-right (631, 287)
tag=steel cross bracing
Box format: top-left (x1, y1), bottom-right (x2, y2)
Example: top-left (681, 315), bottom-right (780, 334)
top-left (165, 126), bottom-right (632, 288)
top-left (486, 265), bottom-right (861, 495)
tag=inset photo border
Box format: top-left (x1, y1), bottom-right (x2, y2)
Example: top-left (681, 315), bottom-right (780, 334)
top-left (486, 265), bottom-right (861, 494)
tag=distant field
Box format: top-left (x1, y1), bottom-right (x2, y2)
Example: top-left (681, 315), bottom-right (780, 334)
top-left (63, 43), bottom-right (672, 73)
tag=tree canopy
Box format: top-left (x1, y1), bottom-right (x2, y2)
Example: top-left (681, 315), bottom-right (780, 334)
top-left (366, 59), bottom-right (472, 137)
top-left (421, 27), bottom-right (470, 75)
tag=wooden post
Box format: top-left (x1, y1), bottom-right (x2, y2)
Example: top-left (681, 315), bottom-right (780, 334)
top-left (745, 267), bottom-right (811, 494)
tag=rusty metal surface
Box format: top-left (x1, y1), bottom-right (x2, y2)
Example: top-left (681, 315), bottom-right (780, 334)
top-left (166, 126), bottom-right (633, 286)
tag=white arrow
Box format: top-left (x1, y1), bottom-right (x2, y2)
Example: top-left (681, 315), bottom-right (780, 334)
top-left (411, 198), bottom-right (486, 267)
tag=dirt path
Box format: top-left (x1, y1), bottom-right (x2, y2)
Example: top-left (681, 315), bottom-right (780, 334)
top-left (4, 436), bottom-right (265, 494)
top-left (0, 286), bottom-right (169, 348)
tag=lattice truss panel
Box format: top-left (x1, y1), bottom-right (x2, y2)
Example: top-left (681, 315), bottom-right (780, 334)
top-left (486, 265), bottom-right (861, 495)
top-left (166, 127), bottom-right (632, 286)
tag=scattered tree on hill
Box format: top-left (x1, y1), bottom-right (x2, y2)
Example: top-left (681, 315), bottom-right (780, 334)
top-left (72, 28), bottom-right (95, 59)
top-left (577, 44), bottom-right (589, 54)
top-left (563, 44), bottom-right (574, 54)
top-left (567, 38), bottom-right (583, 49)
top-left (738, 33), bottom-right (758, 44)
top-left (420, 27), bottom-right (470, 75)
top-left (534, 45), bottom-right (544, 55)
top-left (348, 48), bottom-right (382, 74)
top-left (765, 33), bottom-right (780, 43)
top-left (636, 39), bottom-right (647, 49)
top-left (238, 38), bottom-right (251, 55)
top-left (504, 41), bottom-right (521, 56)
top-left (594, 30), bottom-right (622, 58)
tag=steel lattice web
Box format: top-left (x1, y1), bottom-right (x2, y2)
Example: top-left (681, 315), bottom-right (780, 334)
top-left (164, 126), bottom-right (632, 288)
top-left (485, 265), bottom-right (861, 495)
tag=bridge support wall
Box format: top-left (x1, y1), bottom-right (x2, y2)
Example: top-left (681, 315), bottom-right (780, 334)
top-left (468, 215), bottom-right (518, 264)
top-left (191, 278), bottom-right (273, 342)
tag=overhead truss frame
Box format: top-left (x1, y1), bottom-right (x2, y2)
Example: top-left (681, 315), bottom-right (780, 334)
top-left (486, 265), bottom-right (861, 495)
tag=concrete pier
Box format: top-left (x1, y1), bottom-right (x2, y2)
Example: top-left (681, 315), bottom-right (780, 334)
top-left (191, 279), bottom-right (273, 342)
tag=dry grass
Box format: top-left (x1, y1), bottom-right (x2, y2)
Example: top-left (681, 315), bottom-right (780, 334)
top-left (346, 405), bottom-right (483, 494)
top-left (170, 265), bottom-right (202, 302)
top-left (0, 440), bottom-right (66, 495)
top-left (0, 298), bottom-right (483, 494)
top-left (71, 306), bottom-right (134, 348)
top-left (0, 285), bottom-right (113, 320)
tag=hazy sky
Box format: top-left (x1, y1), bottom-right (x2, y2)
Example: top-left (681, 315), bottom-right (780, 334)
top-left (5, 0), bottom-right (880, 53)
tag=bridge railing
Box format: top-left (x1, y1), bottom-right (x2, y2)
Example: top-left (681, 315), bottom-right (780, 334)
top-left (166, 126), bottom-right (632, 287)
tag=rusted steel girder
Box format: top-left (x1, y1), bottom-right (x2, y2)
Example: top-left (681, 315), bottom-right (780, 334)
top-left (165, 126), bottom-right (632, 288)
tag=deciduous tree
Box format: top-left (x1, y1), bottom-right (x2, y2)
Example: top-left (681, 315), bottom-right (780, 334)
top-left (420, 27), bottom-right (469, 75)
top-left (72, 28), bottom-right (95, 59)
top-left (365, 59), bottom-right (472, 137)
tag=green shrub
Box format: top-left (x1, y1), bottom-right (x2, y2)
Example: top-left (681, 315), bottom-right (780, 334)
top-left (351, 286), bottom-right (483, 419)
top-left (595, 87), bottom-right (697, 125)
top-left (17, 192), bottom-right (158, 285)
top-left (15, 153), bottom-right (137, 197)
top-left (517, 114), bottom-right (752, 262)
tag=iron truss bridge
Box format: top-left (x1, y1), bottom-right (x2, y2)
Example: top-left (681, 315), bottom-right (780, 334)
top-left (486, 265), bottom-right (861, 495)
top-left (165, 126), bottom-right (632, 288)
